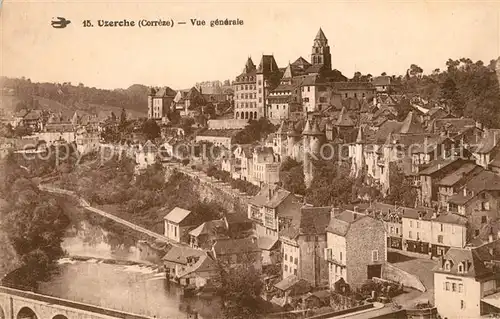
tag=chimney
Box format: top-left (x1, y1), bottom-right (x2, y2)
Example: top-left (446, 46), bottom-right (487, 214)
top-left (331, 208), bottom-right (339, 221)
top-left (463, 187), bottom-right (467, 197)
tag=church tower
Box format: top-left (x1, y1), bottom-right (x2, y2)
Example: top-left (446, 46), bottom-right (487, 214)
top-left (311, 28), bottom-right (332, 71)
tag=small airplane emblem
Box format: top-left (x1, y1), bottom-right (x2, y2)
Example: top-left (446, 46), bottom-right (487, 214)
top-left (51, 17), bottom-right (71, 29)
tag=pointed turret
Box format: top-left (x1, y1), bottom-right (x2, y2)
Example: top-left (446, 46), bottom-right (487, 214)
top-left (277, 120), bottom-right (289, 136)
top-left (310, 120), bottom-right (323, 136)
top-left (243, 57), bottom-right (256, 73)
top-left (335, 107), bottom-right (355, 127)
top-left (356, 126), bottom-right (364, 143)
top-left (315, 28), bottom-right (327, 41)
top-left (282, 63), bottom-right (295, 79)
top-left (302, 120), bottom-right (313, 135)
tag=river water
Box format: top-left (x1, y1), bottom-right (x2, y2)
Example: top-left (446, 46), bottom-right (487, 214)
top-left (33, 221), bottom-right (220, 319)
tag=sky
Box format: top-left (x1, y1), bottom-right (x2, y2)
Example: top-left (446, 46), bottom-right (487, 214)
top-left (1, 0), bottom-right (499, 90)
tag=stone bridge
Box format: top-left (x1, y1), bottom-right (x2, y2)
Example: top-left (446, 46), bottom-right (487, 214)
top-left (0, 286), bottom-right (178, 319)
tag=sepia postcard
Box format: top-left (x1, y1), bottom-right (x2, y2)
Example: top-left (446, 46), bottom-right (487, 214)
top-left (1, 1), bottom-right (500, 319)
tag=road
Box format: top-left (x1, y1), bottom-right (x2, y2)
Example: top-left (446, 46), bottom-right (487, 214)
top-left (38, 184), bottom-right (185, 247)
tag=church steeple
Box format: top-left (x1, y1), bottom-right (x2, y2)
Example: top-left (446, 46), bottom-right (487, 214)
top-left (311, 27), bottom-right (331, 71)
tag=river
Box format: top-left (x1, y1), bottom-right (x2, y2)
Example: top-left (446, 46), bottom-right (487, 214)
top-left (26, 219), bottom-right (220, 319)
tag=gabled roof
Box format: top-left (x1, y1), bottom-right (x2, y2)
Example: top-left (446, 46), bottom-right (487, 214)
top-left (280, 206), bottom-right (332, 240)
top-left (419, 158), bottom-right (460, 176)
top-left (434, 213), bottom-right (468, 226)
top-left (189, 219), bottom-right (226, 237)
top-left (164, 207), bottom-right (192, 224)
top-left (434, 247), bottom-right (491, 278)
top-left (177, 254), bottom-right (218, 278)
top-left (153, 86), bottom-right (177, 97)
top-left (274, 275), bottom-right (311, 292)
top-left (257, 236), bottom-right (279, 251)
top-left (291, 57), bottom-right (311, 70)
top-left (249, 185), bottom-right (292, 209)
top-left (162, 246), bottom-right (206, 264)
top-left (399, 111), bottom-right (424, 134)
top-left (437, 163), bottom-right (483, 187)
top-left (326, 210), bottom-right (368, 236)
top-left (213, 237), bottom-right (260, 255)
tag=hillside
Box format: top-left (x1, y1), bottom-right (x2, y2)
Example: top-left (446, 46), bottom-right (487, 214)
top-left (1, 77), bottom-right (148, 117)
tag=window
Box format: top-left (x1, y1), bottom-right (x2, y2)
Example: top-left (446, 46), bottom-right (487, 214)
top-left (461, 300), bottom-right (465, 309)
top-left (284, 265), bottom-right (288, 272)
top-left (259, 98), bottom-right (262, 103)
top-left (440, 223), bottom-right (444, 232)
top-left (438, 235), bottom-right (443, 244)
top-left (459, 284), bottom-right (463, 293)
top-left (294, 258), bottom-right (298, 265)
top-left (174, 226), bottom-right (177, 237)
top-left (410, 221), bottom-right (413, 227)
top-left (409, 231), bottom-right (413, 239)
top-left (289, 255), bottom-right (293, 262)
top-left (417, 232), bottom-right (420, 240)
top-left (445, 282), bottom-right (450, 291)
top-left (445, 261), bottom-right (451, 271)
top-left (345, 93), bottom-right (348, 98)
top-left (396, 228), bottom-right (399, 235)
top-left (390, 227), bottom-right (394, 234)
top-left (482, 216), bottom-right (487, 224)
top-left (258, 88), bottom-right (262, 93)
top-left (284, 253), bottom-right (288, 261)
top-left (339, 252), bottom-right (342, 261)
top-left (307, 86), bottom-right (310, 92)
top-left (452, 283), bottom-right (457, 292)
top-left (458, 263), bottom-right (463, 273)
top-left (475, 229), bottom-right (480, 236)
top-left (417, 222), bottom-right (420, 228)
top-left (294, 269), bottom-right (297, 275)
top-left (372, 250), bottom-right (379, 262)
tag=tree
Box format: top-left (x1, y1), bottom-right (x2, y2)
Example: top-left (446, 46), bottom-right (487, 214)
top-left (306, 161), bottom-right (354, 206)
top-left (381, 72), bottom-right (387, 76)
top-left (385, 163), bottom-right (417, 207)
top-left (120, 108), bottom-right (127, 127)
top-left (142, 119), bottom-right (160, 140)
top-left (233, 118), bottom-right (276, 144)
top-left (409, 64), bottom-right (423, 78)
top-left (279, 158), bottom-right (305, 196)
top-left (215, 263), bottom-right (264, 319)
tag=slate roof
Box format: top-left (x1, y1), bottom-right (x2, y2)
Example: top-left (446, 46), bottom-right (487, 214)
top-left (399, 111), bottom-right (424, 134)
top-left (368, 120), bottom-right (402, 144)
top-left (315, 28), bottom-right (327, 41)
top-left (372, 76), bottom-right (392, 87)
top-left (437, 163), bottom-right (483, 186)
top-left (153, 86), bottom-right (177, 97)
top-left (433, 118), bottom-right (476, 134)
top-left (162, 246), bottom-right (207, 265)
top-left (410, 136), bottom-right (452, 154)
top-left (326, 210), bottom-right (367, 236)
top-left (213, 237), bottom-right (260, 255)
top-left (434, 213), bottom-right (468, 226)
top-left (189, 219), bottom-right (226, 237)
top-left (177, 254), bottom-right (218, 278)
top-left (257, 55), bottom-right (279, 74)
top-left (274, 275), bottom-right (311, 291)
top-left (291, 57), bottom-right (311, 70)
top-left (257, 236), bottom-right (279, 251)
top-left (280, 206), bottom-right (332, 240)
top-left (164, 207), bottom-right (192, 224)
top-left (401, 207), bottom-right (436, 221)
top-left (249, 185), bottom-right (291, 209)
top-left (434, 247), bottom-right (490, 278)
top-left (419, 158), bottom-right (460, 176)
top-left (335, 107), bottom-right (355, 127)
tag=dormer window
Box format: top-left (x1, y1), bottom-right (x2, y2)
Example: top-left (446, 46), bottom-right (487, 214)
top-left (444, 260), bottom-right (452, 271)
top-left (458, 263), bottom-right (464, 273)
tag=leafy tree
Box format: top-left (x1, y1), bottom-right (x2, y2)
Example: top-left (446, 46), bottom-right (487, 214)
top-left (215, 263), bottom-right (264, 319)
top-left (142, 119), bottom-right (160, 140)
top-left (385, 163), bottom-right (417, 207)
top-left (234, 118), bottom-right (276, 144)
top-left (306, 161), bottom-right (354, 206)
top-left (279, 158), bottom-right (305, 196)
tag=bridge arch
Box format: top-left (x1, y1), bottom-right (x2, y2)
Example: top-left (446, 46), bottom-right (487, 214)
top-left (17, 307), bottom-right (38, 319)
top-left (52, 314), bottom-right (68, 319)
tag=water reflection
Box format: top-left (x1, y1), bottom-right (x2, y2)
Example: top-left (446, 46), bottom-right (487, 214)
top-left (35, 221), bottom-right (221, 319)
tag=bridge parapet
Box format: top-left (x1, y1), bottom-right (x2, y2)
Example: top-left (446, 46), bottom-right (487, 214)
top-left (0, 286), bottom-right (155, 319)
